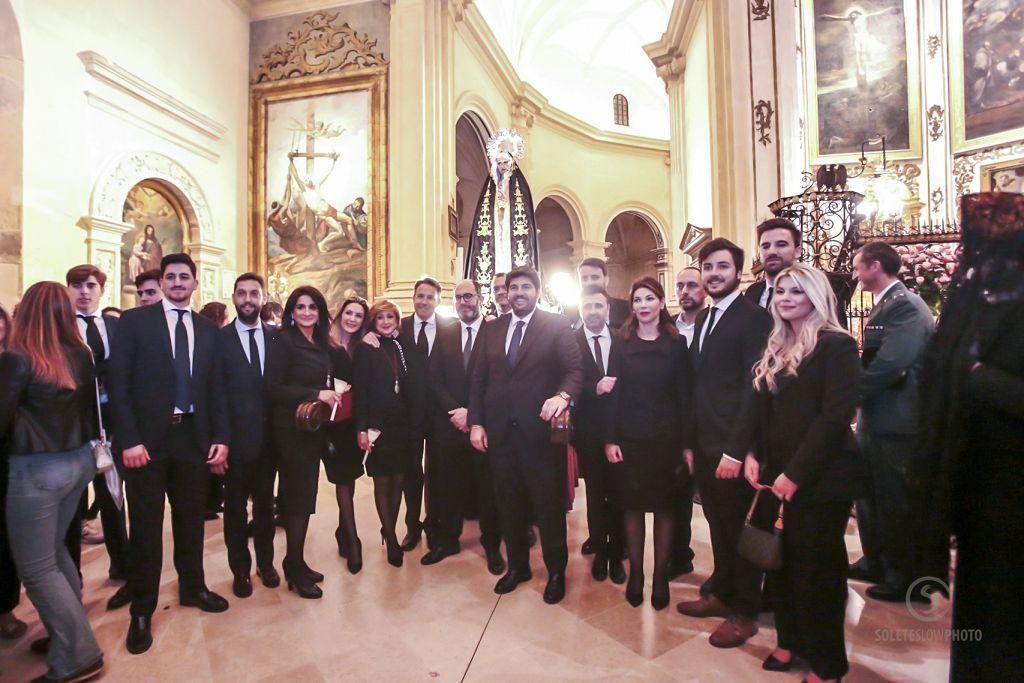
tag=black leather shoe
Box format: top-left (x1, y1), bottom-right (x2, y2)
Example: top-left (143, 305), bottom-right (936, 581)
top-left (303, 562), bottom-right (324, 583)
top-left (591, 554), bottom-right (608, 581)
top-left (868, 582), bottom-right (930, 603)
top-left (106, 585), bottom-right (131, 611)
top-left (581, 538), bottom-right (595, 555)
top-left (180, 589), bottom-right (229, 613)
top-left (762, 653), bottom-right (792, 672)
top-left (232, 574), bottom-right (253, 598)
top-left (494, 569), bottom-right (532, 594)
top-left (420, 543), bottom-right (460, 566)
top-left (609, 559), bottom-right (627, 585)
top-left (699, 574), bottom-right (717, 598)
top-left (126, 615), bottom-right (152, 655)
top-left (543, 572), bottom-right (566, 604)
top-left (848, 559), bottom-right (884, 584)
top-left (486, 549), bottom-right (507, 576)
top-left (256, 565), bottom-right (281, 588)
top-left (400, 529), bottom-right (422, 552)
top-left (284, 559), bottom-right (323, 599)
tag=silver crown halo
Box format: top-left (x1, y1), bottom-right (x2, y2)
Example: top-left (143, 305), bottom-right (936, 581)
top-left (486, 128), bottom-right (526, 165)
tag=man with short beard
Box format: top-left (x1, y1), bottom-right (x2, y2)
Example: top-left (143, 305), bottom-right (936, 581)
top-left (746, 218), bottom-right (802, 310)
top-left (675, 266), bottom-right (707, 346)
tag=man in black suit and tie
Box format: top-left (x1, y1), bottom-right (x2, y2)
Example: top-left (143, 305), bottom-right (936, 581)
top-left (65, 264), bottom-right (130, 586)
top-left (744, 218), bottom-right (801, 310)
top-left (217, 273), bottom-right (281, 598)
top-left (570, 258), bottom-right (630, 330)
top-left (572, 286), bottom-right (626, 584)
top-left (676, 238), bottom-right (772, 649)
top-left (109, 253), bottom-right (230, 655)
top-left (421, 279), bottom-right (506, 574)
top-left (469, 266), bottom-right (583, 604)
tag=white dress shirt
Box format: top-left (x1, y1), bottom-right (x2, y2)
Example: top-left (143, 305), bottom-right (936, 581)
top-left (675, 314), bottom-right (697, 346)
top-left (758, 277), bottom-right (776, 309)
top-left (874, 279), bottom-right (899, 306)
top-left (697, 288), bottom-right (742, 352)
top-left (412, 313), bottom-right (438, 354)
top-left (504, 308), bottom-right (536, 354)
top-left (234, 317), bottom-right (266, 374)
top-left (462, 315), bottom-right (483, 352)
top-left (163, 299), bottom-right (195, 414)
top-left (585, 324), bottom-right (611, 373)
top-left (75, 308), bottom-right (110, 359)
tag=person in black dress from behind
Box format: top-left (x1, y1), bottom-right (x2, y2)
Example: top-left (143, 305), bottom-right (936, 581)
top-left (354, 300), bottom-right (423, 568)
top-left (738, 264), bottom-right (861, 683)
top-left (327, 297), bottom-right (369, 574)
top-left (605, 277), bottom-right (695, 610)
top-left (265, 286), bottom-right (341, 599)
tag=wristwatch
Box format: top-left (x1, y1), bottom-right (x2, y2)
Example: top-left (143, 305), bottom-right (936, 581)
top-left (557, 391), bottom-right (571, 402)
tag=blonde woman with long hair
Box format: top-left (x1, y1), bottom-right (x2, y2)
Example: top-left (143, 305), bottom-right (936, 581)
top-left (736, 264), bottom-right (862, 683)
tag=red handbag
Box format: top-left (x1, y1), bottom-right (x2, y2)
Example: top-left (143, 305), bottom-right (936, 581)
top-left (330, 391), bottom-right (353, 423)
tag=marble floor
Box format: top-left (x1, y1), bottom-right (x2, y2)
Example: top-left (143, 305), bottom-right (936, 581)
top-left (2, 475), bottom-right (951, 682)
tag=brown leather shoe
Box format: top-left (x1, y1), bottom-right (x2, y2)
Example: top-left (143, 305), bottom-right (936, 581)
top-left (675, 594), bottom-right (732, 618)
top-left (709, 615), bottom-right (758, 648)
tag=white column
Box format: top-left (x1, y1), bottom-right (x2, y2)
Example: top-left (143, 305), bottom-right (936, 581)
top-left (79, 216), bottom-right (132, 308)
top-left (191, 242), bottom-right (225, 307)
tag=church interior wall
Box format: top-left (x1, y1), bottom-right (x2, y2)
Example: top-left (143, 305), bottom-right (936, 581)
top-left (0, 0), bottom-right (22, 309)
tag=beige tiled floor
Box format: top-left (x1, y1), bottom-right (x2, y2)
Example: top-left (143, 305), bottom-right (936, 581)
top-left (1, 475), bottom-right (951, 681)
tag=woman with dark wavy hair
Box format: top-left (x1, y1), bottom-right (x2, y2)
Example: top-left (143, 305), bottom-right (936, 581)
top-left (265, 286), bottom-right (338, 598)
top-left (0, 283), bottom-right (103, 681)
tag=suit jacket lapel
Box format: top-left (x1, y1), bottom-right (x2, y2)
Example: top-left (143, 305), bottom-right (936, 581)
top-left (153, 304), bottom-right (175, 368)
top-left (512, 311), bottom-right (543, 367)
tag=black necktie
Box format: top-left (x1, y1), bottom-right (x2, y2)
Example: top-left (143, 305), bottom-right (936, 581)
top-left (463, 326), bottom-right (474, 370)
top-left (700, 307), bottom-right (719, 352)
top-left (79, 315), bottom-right (105, 362)
top-left (592, 335), bottom-right (604, 375)
top-left (764, 285), bottom-right (774, 309)
top-left (506, 320), bottom-right (525, 366)
top-left (248, 328), bottom-right (261, 376)
top-left (417, 320), bottom-right (429, 356)
top-left (173, 309), bottom-right (192, 412)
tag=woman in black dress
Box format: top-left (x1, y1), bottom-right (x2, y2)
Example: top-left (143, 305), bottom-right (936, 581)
top-left (605, 277), bottom-right (694, 609)
top-left (326, 296), bottom-right (368, 574)
top-left (353, 300), bottom-right (421, 568)
top-left (739, 264), bottom-right (861, 683)
top-left (265, 286), bottom-right (341, 599)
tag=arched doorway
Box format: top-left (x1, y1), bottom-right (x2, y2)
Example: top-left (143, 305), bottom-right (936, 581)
top-left (535, 197), bottom-right (574, 279)
top-left (121, 180), bottom-right (192, 305)
top-left (0, 0), bottom-right (22, 307)
top-left (455, 111), bottom-right (490, 271)
top-left (604, 211), bottom-right (667, 298)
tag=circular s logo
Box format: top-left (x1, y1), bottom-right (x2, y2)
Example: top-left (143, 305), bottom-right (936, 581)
top-left (905, 576), bottom-right (951, 622)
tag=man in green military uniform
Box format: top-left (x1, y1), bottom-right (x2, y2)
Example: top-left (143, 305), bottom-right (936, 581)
top-left (849, 241), bottom-right (935, 602)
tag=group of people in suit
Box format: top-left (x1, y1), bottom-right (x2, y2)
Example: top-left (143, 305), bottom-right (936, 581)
top-left (3, 207), bottom-right (1005, 683)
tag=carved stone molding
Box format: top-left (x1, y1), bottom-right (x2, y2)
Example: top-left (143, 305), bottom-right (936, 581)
top-left (893, 162), bottom-right (922, 200)
top-left (251, 11), bottom-right (388, 83)
top-left (654, 54), bottom-right (686, 87)
top-left (754, 99), bottom-right (774, 146)
top-left (927, 105), bottom-right (945, 142)
top-left (751, 0), bottom-right (771, 21)
top-left (927, 35), bottom-right (941, 59)
top-left (953, 142), bottom-right (1024, 205)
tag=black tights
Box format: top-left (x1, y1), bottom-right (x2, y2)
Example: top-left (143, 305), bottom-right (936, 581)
top-left (373, 473), bottom-right (405, 546)
top-left (335, 480), bottom-right (358, 546)
top-left (284, 514), bottom-right (310, 568)
top-left (623, 511), bottom-right (676, 586)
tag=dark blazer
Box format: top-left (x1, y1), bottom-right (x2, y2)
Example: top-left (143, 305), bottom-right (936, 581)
top-left (570, 326), bottom-right (617, 453)
top-left (109, 302), bottom-right (228, 455)
top-left (744, 280), bottom-right (768, 307)
top-left (736, 331), bottom-right (863, 502)
top-left (468, 308), bottom-right (583, 447)
top-left (264, 326), bottom-right (331, 459)
top-left (216, 321), bottom-right (272, 462)
top-left (691, 295), bottom-right (772, 457)
top-left (860, 281), bottom-right (934, 436)
top-left (353, 335), bottom-right (423, 433)
top-left (400, 314), bottom-right (455, 361)
top-left (400, 314), bottom-right (454, 419)
top-left (430, 320), bottom-right (487, 413)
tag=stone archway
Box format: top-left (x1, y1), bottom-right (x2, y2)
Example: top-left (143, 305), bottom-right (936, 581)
top-left (535, 197), bottom-right (575, 278)
top-left (455, 110), bottom-right (490, 275)
top-left (604, 210), bottom-right (669, 297)
top-left (83, 151), bottom-right (223, 307)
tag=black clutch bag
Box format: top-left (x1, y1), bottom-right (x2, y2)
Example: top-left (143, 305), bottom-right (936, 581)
top-left (737, 489), bottom-right (784, 571)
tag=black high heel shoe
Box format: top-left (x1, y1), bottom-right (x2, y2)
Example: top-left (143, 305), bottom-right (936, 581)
top-left (347, 538), bottom-right (363, 575)
top-left (302, 561), bottom-right (324, 583)
top-left (651, 575), bottom-right (670, 610)
top-left (335, 528), bottom-right (348, 558)
top-left (283, 558), bottom-right (322, 599)
top-left (762, 653), bottom-right (792, 672)
top-left (626, 572), bottom-right (644, 607)
top-left (384, 535), bottom-right (404, 568)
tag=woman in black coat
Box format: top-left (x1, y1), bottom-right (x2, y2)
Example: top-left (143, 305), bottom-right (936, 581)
top-left (604, 277), bottom-right (694, 610)
top-left (326, 296), bottom-right (369, 574)
top-left (265, 286), bottom-right (340, 599)
top-left (353, 300), bottom-right (423, 567)
top-left (738, 264), bottom-right (861, 683)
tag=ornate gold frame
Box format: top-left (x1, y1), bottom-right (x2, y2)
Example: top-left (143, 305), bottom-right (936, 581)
top-left (947, 1), bottom-right (1024, 153)
top-left (248, 67), bottom-right (389, 299)
top-left (801, 0), bottom-right (923, 164)
top-left (980, 156), bottom-right (1024, 193)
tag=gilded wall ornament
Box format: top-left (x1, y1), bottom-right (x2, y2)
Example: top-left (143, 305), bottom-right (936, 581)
top-left (927, 105), bottom-right (945, 141)
top-left (953, 142), bottom-right (1024, 205)
top-left (751, 0), bottom-right (771, 21)
top-left (252, 12), bottom-right (388, 84)
top-left (930, 188), bottom-right (944, 214)
top-left (753, 99), bottom-right (774, 146)
top-left (893, 162), bottom-right (922, 200)
top-left (927, 35), bottom-right (941, 59)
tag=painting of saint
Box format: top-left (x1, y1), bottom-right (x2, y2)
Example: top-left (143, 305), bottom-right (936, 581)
top-left (121, 183), bottom-right (185, 291)
top-left (959, 0), bottom-right (1024, 144)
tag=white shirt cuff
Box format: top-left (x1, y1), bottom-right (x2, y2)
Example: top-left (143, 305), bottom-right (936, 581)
top-left (721, 453), bottom-right (742, 464)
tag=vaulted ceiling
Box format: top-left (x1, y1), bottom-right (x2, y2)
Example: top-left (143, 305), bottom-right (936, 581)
top-left (475, 0), bottom-right (671, 139)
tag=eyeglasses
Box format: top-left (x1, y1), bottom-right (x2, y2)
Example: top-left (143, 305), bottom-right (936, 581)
top-left (454, 293), bottom-right (477, 302)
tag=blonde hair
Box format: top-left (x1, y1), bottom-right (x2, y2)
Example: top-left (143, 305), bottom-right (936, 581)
top-left (752, 263), bottom-right (850, 392)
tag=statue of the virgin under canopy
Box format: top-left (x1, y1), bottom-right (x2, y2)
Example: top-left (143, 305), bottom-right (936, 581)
top-left (463, 128), bottom-right (539, 300)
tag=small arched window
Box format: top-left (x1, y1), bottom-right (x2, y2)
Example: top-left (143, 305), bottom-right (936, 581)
top-left (613, 93), bottom-right (629, 126)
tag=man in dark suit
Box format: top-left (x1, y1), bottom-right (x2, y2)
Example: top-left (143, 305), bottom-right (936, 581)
top-left (398, 276), bottom-right (455, 551)
top-left (421, 279), bottom-right (506, 574)
top-left (572, 286), bottom-right (626, 584)
top-left (65, 264), bottom-right (129, 588)
top-left (676, 238), bottom-right (772, 648)
top-left (850, 241), bottom-right (934, 602)
top-left (133, 269), bottom-right (163, 307)
top-left (109, 253), bottom-right (230, 655)
top-left (469, 266), bottom-right (583, 604)
top-left (568, 257), bottom-right (630, 331)
top-left (216, 273), bottom-right (280, 598)
top-left (744, 218), bottom-right (801, 310)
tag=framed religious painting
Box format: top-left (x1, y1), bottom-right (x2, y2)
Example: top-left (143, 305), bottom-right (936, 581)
top-left (947, 1), bottom-right (1024, 153)
top-left (121, 180), bottom-right (188, 303)
top-left (249, 67), bottom-right (388, 310)
top-left (802, 0), bottom-right (923, 164)
top-left (981, 157), bottom-right (1024, 194)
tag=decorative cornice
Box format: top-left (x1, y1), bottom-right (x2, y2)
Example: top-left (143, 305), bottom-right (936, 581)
top-left (78, 51), bottom-right (226, 142)
top-left (83, 91), bottom-right (219, 162)
top-left (644, 0), bottom-right (706, 75)
top-left (247, 0), bottom-right (387, 21)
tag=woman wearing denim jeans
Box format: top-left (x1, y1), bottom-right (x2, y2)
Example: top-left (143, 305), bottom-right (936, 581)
top-left (0, 282), bottom-right (104, 683)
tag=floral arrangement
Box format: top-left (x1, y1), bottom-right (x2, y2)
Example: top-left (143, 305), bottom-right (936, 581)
top-left (896, 243), bottom-right (959, 314)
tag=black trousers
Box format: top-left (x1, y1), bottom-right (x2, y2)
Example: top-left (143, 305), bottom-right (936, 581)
top-left (771, 499), bottom-right (851, 680)
top-left (430, 418), bottom-right (501, 552)
top-left (577, 442), bottom-right (623, 558)
top-left (123, 418), bottom-right (209, 616)
top-left (0, 457), bottom-right (21, 613)
top-left (92, 404), bottom-right (128, 575)
top-left (223, 448), bottom-right (276, 577)
top-left (672, 482), bottom-right (696, 567)
top-left (490, 426), bottom-right (567, 574)
top-left (694, 448), bottom-right (762, 617)
top-left (854, 432), bottom-right (914, 581)
top-left (405, 425), bottom-right (430, 535)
